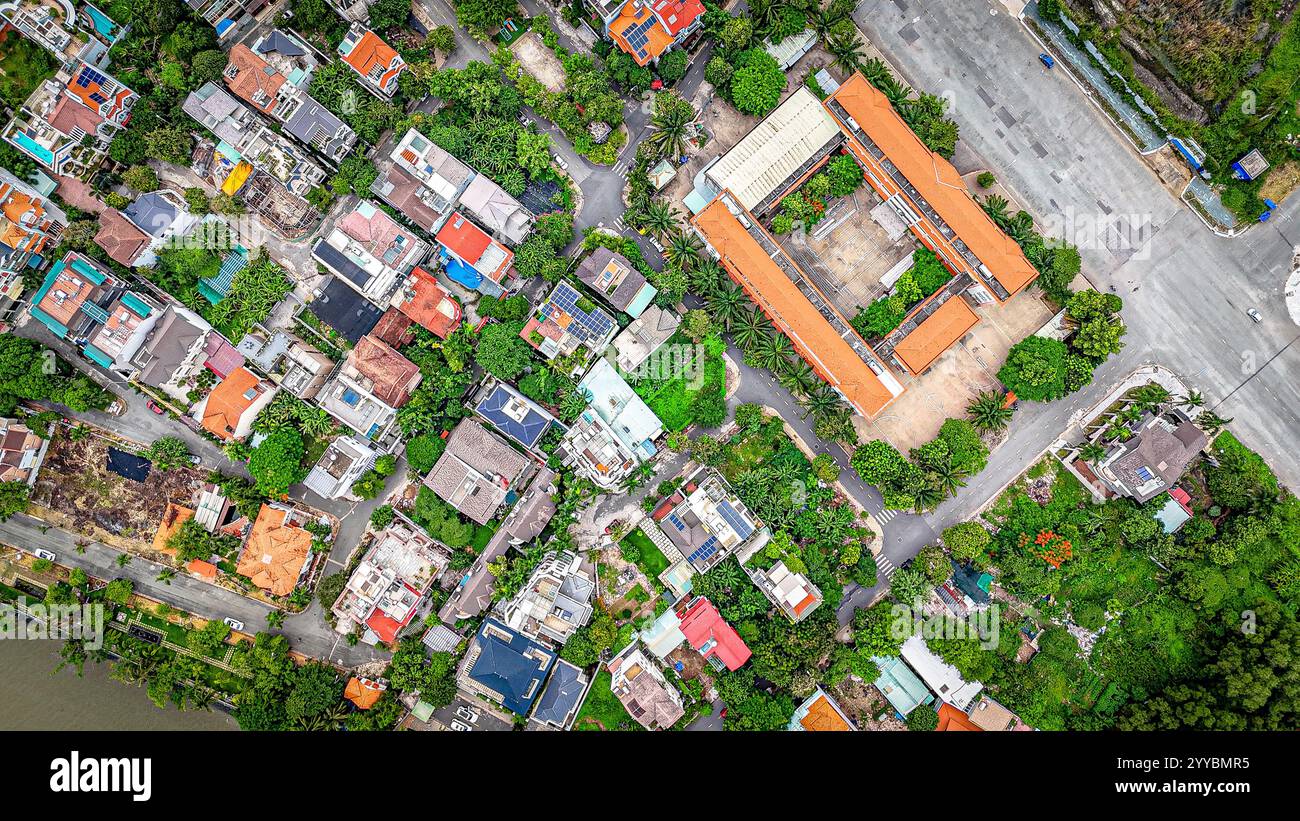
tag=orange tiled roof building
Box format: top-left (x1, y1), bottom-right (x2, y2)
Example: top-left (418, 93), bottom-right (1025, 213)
top-left (236, 504), bottom-right (314, 597)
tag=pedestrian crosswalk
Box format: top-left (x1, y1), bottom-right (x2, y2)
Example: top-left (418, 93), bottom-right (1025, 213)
top-left (612, 215), bottom-right (627, 232)
top-left (874, 552), bottom-right (896, 579)
top-left (612, 160), bottom-right (630, 178)
top-left (875, 507), bottom-right (901, 524)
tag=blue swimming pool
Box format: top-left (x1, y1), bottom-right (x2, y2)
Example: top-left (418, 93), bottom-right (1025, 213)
top-left (9, 132), bottom-right (55, 167)
top-left (83, 4), bottom-right (121, 40)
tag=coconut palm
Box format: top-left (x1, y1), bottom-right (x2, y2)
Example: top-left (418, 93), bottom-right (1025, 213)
top-left (779, 359), bottom-right (819, 397)
top-left (665, 230), bottom-right (703, 271)
top-left (966, 391), bottom-right (1013, 433)
top-left (646, 98), bottom-right (694, 159)
top-left (641, 199), bottom-right (680, 241)
top-left (931, 461), bottom-right (968, 496)
top-left (754, 332), bottom-right (793, 371)
top-left (801, 385), bottom-right (843, 423)
top-left (982, 194), bottom-right (1010, 227)
top-left (705, 282), bottom-right (748, 330)
top-left (1077, 442), bottom-right (1108, 463)
top-left (688, 264), bottom-right (724, 297)
top-left (913, 483), bottom-right (947, 513)
top-left (1176, 390), bottom-right (1205, 409)
top-left (825, 29), bottom-right (864, 75)
top-left (1006, 210), bottom-right (1036, 244)
top-left (1196, 411), bottom-right (1233, 435)
top-left (733, 308), bottom-right (773, 350)
top-left (1130, 384), bottom-right (1171, 411)
top-left (859, 58), bottom-right (911, 105)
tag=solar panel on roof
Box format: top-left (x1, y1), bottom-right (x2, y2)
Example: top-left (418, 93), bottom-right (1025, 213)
top-left (717, 500), bottom-right (754, 541)
top-left (666, 512), bottom-right (686, 532)
top-left (689, 536), bottom-right (719, 566)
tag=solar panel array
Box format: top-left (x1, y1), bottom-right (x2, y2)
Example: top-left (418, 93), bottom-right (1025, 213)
top-left (543, 282), bottom-right (614, 343)
top-left (666, 512), bottom-right (686, 532)
top-left (688, 535), bottom-right (719, 567)
top-left (75, 66), bottom-right (111, 105)
top-left (622, 17), bottom-right (658, 60)
top-left (717, 500), bottom-right (754, 541)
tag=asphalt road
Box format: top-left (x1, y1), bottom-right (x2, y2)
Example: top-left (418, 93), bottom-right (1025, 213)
top-left (0, 513), bottom-right (384, 665)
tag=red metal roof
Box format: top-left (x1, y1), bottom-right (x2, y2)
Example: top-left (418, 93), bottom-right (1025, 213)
top-left (677, 597), bottom-right (751, 671)
top-left (366, 609), bottom-right (404, 645)
top-left (651, 0), bottom-right (704, 37)
top-left (435, 212), bottom-right (492, 264)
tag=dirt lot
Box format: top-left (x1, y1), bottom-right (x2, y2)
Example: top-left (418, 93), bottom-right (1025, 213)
top-left (855, 288), bottom-right (1057, 453)
top-left (511, 32), bottom-right (566, 94)
top-left (828, 677), bottom-right (906, 731)
top-left (30, 433), bottom-right (204, 557)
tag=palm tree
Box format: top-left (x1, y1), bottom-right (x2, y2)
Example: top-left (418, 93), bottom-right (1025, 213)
top-left (825, 29), bottom-right (864, 75)
top-left (747, 0), bottom-right (780, 31)
top-left (1006, 210), bottom-right (1036, 244)
top-left (1190, 410), bottom-right (1232, 436)
top-left (1130, 384), bottom-right (1171, 411)
top-left (966, 391), bottom-right (1013, 433)
top-left (733, 308), bottom-right (773, 350)
top-left (705, 283), bottom-right (747, 330)
top-left (641, 199), bottom-right (680, 241)
top-left (646, 98), bottom-right (693, 160)
top-left (982, 194), bottom-right (1010, 227)
top-left (266, 610), bottom-right (286, 628)
top-left (622, 461), bottom-right (655, 491)
top-left (801, 385), bottom-right (842, 423)
top-left (1077, 442), bottom-right (1108, 463)
top-left (931, 462), bottom-right (969, 496)
top-left (913, 483), bottom-right (946, 513)
top-left (1176, 390), bottom-right (1205, 409)
top-left (688, 260), bottom-right (724, 296)
top-left (859, 58), bottom-right (911, 105)
top-left (665, 231), bottom-right (703, 271)
top-left (156, 568), bottom-right (176, 585)
top-left (779, 359), bottom-right (818, 397)
top-left (754, 332), bottom-right (793, 372)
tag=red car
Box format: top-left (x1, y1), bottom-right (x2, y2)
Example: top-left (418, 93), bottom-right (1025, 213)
top-left (146, 400), bottom-right (165, 415)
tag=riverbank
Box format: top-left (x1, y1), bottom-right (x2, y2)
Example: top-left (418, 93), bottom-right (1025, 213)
top-left (0, 640), bottom-right (238, 731)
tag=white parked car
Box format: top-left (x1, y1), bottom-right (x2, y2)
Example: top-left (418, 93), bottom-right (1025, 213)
top-left (456, 706), bottom-right (479, 723)
top-left (1247, 307), bottom-right (1263, 323)
top-left (223, 617), bottom-right (245, 632)
top-left (33, 548), bottom-right (56, 562)
top-left (552, 152), bottom-right (568, 171)
top-left (450, 720), bottom-right (473, 731)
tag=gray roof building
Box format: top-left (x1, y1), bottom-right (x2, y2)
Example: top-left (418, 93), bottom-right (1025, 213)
top-left (127, 305), bottom-right (210, 390)
top-left (459, 173), bottom-right (533, 245)
top-left (574, 246), bottom-right (657, 317)
top-left (282, 97), bottom-right (356, 164)
top-left (1097, 413), bottom-right (1208, 503)
top-left (423, 418), bottom-right (533, 525)
top-left (614, 305), bottom-right (681, 373)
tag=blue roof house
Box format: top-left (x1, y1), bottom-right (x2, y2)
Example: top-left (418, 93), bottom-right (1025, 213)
top-left (460, 618), bottom-right (557, 716)
top-left (474, 380), bottom-right (559, 451)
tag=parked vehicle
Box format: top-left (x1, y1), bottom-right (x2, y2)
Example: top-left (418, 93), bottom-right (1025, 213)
top-left (1247, 308), bottom-right (1263, 323)
top-left (33, 549), bottom-right (57, 562)
top-left (146, 400), bottom-right (165, 415)
top-left (1039, 53), bottom-right (1055, 69)
top-left (450, 720), bottom-right (473, 731)
top-left (223, 617), bottom-right (245, 632)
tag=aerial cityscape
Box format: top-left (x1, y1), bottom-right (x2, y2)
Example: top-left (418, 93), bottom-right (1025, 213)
top-left (2, 0), bottom-right (1299, 744)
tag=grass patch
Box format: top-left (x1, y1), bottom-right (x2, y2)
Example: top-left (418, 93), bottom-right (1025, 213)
top-left (630, 334), bottom-right (726, 432)
top-left (573, 670), bottom-right (642, 731)
top-left (0, 33), bottom-right (59, 109)
top-left (623, 528), bottom-right (669, 577)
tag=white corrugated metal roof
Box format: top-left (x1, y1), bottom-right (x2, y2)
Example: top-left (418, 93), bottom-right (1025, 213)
top-left (704, 86), bottom-right (841, 211)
